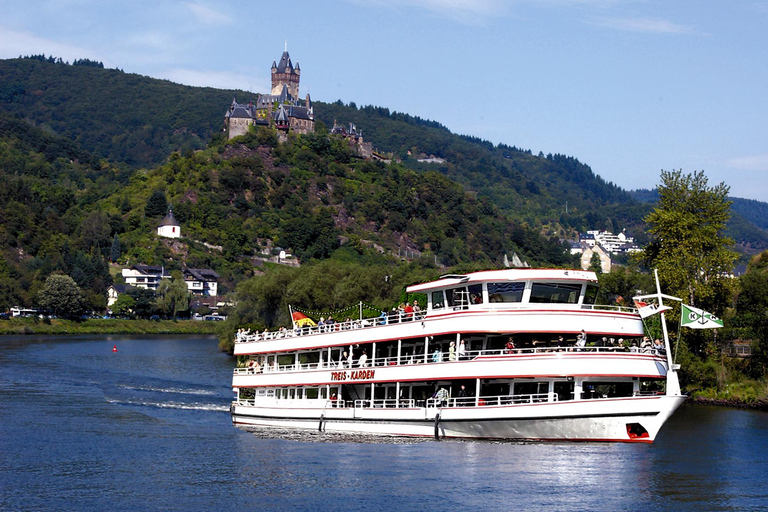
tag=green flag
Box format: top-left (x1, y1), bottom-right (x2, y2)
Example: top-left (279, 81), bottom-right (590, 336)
top-left (681, 304), bottom-right (723, 329)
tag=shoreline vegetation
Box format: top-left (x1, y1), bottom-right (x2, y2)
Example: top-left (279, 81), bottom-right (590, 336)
top-left (0, 318), bottom-right (223, 336)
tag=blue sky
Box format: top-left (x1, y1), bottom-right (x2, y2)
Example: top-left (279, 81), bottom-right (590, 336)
top-left (1, 0), bottom-right (766, 201)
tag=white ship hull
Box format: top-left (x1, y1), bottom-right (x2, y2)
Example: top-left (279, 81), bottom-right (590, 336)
top-left (232, 394), bottom-right (685, 442)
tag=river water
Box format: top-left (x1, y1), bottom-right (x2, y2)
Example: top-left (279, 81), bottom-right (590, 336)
top-left (0, 335), bottom-right (766, 512)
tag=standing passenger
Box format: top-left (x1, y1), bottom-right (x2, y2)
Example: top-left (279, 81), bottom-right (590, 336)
top-left (458, 339), bottom-right (467, 360)
top-left (448, 341), bottom-right (456, 361)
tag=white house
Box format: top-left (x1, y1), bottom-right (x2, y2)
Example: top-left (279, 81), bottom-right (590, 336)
top-left (106, 284), bottom-right (134, 308)
top-left (157, 209), bottom-right (181, 239)
top-left (122, 265), bottom-right (171, 291)
top-left (183, 268), bottom-right (220, 296)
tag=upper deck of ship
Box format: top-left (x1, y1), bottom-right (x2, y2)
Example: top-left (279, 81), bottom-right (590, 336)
top-left (233, 268), bottom-right (644, 356)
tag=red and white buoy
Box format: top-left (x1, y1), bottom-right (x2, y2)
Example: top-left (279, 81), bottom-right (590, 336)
top-left (112, 345), bottom-right (118, 352)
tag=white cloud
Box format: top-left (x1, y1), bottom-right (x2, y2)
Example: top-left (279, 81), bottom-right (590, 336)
top-left (185, 3), bottom-right (233, 25)
top-left (0, 25), bottom-right (103, 63)
top-left (588, 16), bottom-right (696, 34)
top-left (725, 154), bottom-right (768, 172)
top-left (158, 68), bottom-right (269, 92)
top-left (352, 0), bottom-right (507, 24)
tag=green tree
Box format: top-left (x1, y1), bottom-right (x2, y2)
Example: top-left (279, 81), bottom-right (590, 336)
top-left (111, 293), bottom-right (136, 317)
top-left (145, 189), bottom-right (168, 218)
top-left (36, 274), bottom-right (86, 317)
top-left (110, 234), bottom-right (121, 263)
top-left (588, 252), bottom-right (603, 274)
top-left (638, 170), bottom-right (737, 311)
top-left (157, 273), bottom-right (191, 319)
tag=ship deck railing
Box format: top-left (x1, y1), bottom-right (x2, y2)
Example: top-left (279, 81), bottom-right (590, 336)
top-left (233, 346), bottom-right (665, 375)
top-left (235, 304), bottom-right (638, 344)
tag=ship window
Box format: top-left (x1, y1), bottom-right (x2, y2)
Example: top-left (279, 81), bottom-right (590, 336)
top-left (299, 352), bottom-right (319, 366)
top-left (554, 381), bottom-right (574, 401)
top-left (581, 381), bottom-right (634, 399)
top-left (513, 381), bottom-right (549, 402)
top-left (446, 287), bottom-right (470, 308)
top-left (239, 388), bottom-right (255, 400)
top-left (583, 284), bottom-right (598, 305)
top-left (488, 282), bottom-right (525, 303)
top-left (431, 291), bottom-right (445, 309)
top-left (289, 389), bottom-right (296, 399)
top-left (305, 388), bottom-right (318, 399)
top-left (468, 284), bottom-right (483, 304)
top-left (529, 283), bottom-right (581, 304)
top-left (277, 354), bottom-right (294, 368)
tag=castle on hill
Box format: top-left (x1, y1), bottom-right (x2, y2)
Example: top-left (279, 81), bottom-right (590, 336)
top-left (224, 49), bottom-right (314, 139)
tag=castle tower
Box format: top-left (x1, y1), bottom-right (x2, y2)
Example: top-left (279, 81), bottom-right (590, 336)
top-left (271, 50), bottom-right (300, 98)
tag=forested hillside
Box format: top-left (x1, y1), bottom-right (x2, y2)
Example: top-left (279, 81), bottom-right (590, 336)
top-left (2, 55), bottom-right (767, 315)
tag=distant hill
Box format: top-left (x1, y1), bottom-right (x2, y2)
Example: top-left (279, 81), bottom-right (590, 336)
top-left (1, 57), bottom-right (640, 236)
top-left (0, 57), bottom-right (240, 167)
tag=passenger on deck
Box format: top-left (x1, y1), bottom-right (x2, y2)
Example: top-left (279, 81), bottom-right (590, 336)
top-left (436, 387), bottom-right (449, 406)
top-left (358, 350), bottom-right (368, 367)
top-left (557, 335), bottom-right (566, 351)
top-left (575, 330), bottom-right (587, 351)
top-left (326, 316), bottom-right (336, 331)
top-left (458, 339), bottom-right (467, 360)
top-left (432, 346), bottom-right (443, 362)
top-left (641, 336), bottom-right (652, 352)
top-left (448, 341), bottom-right (456, 361)
top-left (458, 385), bottom-right (469, 406)
top-left (505, 338), bottom-right (516, 354)
top-left (379, 311), bottom-right (388, 325)
top-left (653, 339), bottom-right (665, 354)
top-left (413, 300), bottom-right (421, 319)
top-left (404, 302), bottom-right (414, 321)
top-left (318, 317), bottom-right (326, 333)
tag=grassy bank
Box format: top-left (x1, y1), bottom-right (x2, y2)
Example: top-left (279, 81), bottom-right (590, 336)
top-left (690, 378), bottom-right (768, 410)
top-left (0, 318), bottom-right (224, 336)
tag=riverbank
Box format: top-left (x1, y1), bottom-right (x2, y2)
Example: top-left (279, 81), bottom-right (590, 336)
top-left (691, 396), bottom-right (768, 411)
top-left (0, 317), bottom-right (223, 336)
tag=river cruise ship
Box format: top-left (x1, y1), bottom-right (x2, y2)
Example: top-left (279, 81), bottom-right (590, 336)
top-left (231, 268), bottom-right (686, 442)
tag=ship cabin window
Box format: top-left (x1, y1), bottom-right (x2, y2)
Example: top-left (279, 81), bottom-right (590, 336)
top-left (529, 283), bottom-right (582, 304)
top-left (299, 352), bottom-right (320, 368)
top-left (289, 388), bottom-right (296, 399)
top-left (446, 284), bottom-right (482, 308)
top-left (488, 282), bottom-right (525, 303)
top-left (581, 381), bottom-right (634, 399)
top-left (239, 388), bottom-right (255, 400)
top-left (583, 284), bottom-right (599, 305)
top-left (304, 388), bottom-right (319, 399)
top-left (513, 381), bottom-right (549, 402)
top-left (554, 381), bottom-right (574, 401)
top-left (277, 354), bottom-right (294, 369)
top-left (431, 290), bottom-right (445, 309)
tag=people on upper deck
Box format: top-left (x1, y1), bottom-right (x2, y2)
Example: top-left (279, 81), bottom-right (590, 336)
top-left (557, 335), bottom-right (566, 350)
top-left (404, 302), bottom-right (414, 321)
top-left (505, 338), bottom-right (516, 354)
top-left (458, 339), bottom-right (467, 360)
top-left (379, 311), bottom-right (388, 325)
top-left (448, 341), bottom-right (456, 361)
top-left (432, 346), bottom-right (443, 363)
top-left (575, 330), bottom-right (587, 351)
top-left (413, 300), bottom-right (421, 319)
top-left (326, 316), bottom-right (336, 331)
top-left (457, 385), bottom-right (469, 406)
top-left (641, 336), bottom-right (652, 352)
top-left (358, 350), bottom-right (368, 367)
top-left (653, 338), bottom-right (665, 354)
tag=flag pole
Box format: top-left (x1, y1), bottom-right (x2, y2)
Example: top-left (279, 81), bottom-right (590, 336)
top-left (654, 269), bottom-right (681, 396)
top-left (674, 310), bottom-right (683, 362)
top-left (289, 304), bottom-right (296, 331)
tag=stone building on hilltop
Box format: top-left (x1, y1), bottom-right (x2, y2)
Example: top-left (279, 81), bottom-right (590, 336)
top-left (224, 49), bottom-right (314, 140)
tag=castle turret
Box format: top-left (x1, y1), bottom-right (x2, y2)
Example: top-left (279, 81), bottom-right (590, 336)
top-left (271, 50), bottom-right (300, 98)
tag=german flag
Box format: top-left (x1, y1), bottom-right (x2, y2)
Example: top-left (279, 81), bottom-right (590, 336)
top-left (292, 311), bottom-right (317, 327)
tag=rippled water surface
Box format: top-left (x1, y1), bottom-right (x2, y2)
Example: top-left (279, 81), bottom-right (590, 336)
top-left (1, 335), bottom-right (767, 511)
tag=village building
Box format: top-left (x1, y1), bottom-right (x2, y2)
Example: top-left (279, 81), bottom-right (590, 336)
top-left (580, 244), bottom-right (612, 274)
top-left (121, 265), bottom-right (171, 291)
top-left (183, 268), bottom-right (220, 297)
top-left (224, 49), bottom-right (314, 140)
